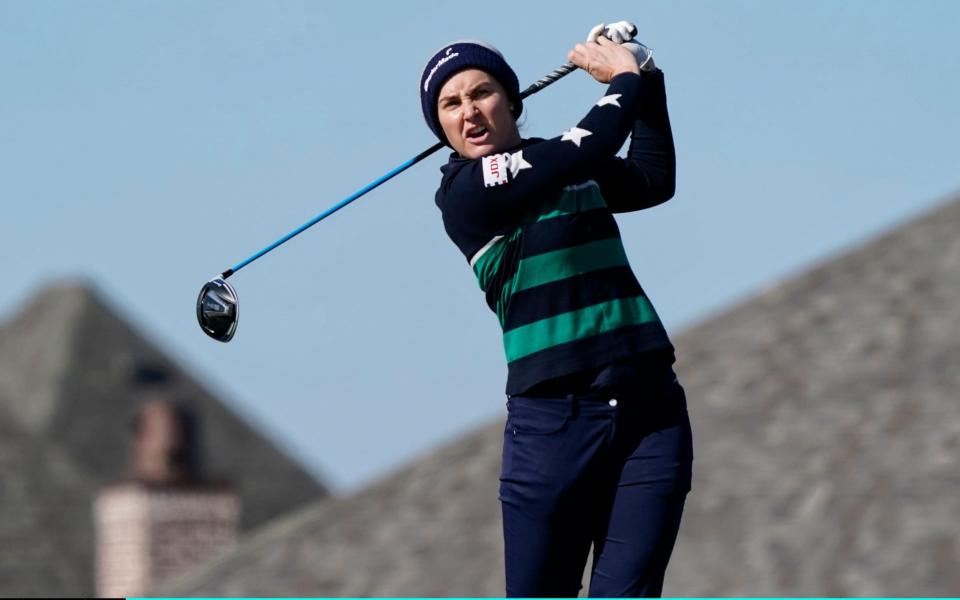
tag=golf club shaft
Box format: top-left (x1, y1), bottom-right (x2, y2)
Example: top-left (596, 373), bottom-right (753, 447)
top-left (220, 61), bottom-right (578, 280)
top-left (519, 62), bottom-right (576, 99)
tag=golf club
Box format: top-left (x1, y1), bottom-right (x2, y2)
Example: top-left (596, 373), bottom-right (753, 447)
top-left (197, 61), bottom-right (579, 342)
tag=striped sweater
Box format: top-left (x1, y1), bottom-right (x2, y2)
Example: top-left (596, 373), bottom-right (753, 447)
top-left (435, 70), bottom-right (676, 394)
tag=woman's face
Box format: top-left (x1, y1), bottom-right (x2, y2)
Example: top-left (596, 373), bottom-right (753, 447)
top-left (437, 69), bottom-right (520, 159)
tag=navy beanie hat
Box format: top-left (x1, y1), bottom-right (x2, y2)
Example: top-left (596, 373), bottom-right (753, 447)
top-left (420, 40), bottom-right (522, 146)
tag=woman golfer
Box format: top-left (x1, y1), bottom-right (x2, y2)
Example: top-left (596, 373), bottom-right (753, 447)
top-left (420, 22), bottom-right (692, 597)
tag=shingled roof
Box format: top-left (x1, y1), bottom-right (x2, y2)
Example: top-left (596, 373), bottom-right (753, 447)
top-left (0, 281), bottom-right (329, 596)
top-left (163, 194), bottom-right (960, 596)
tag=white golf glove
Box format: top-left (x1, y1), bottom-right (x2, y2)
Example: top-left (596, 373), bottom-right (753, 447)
top-left (586, 21), bottom-right (656, 72)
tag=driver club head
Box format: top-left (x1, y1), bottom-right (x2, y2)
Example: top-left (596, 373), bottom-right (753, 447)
top-left (196, 277), bottom-right (239, 342)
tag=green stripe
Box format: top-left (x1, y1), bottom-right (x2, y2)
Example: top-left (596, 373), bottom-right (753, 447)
top-left (503, 296), bottom-right (661, 362)
top-left (532, 185), bottom-right (607, 223)
top-left (514, 238), bottom-right (628, 292)
top-left (471, 228), bottom-right (521, 291)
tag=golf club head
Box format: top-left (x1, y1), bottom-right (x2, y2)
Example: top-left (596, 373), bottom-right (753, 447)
top-left (196, 277), bottom-right (238, 342)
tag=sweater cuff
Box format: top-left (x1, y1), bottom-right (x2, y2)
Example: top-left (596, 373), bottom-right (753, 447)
top-left (609, 71), bottom-right (643, 87)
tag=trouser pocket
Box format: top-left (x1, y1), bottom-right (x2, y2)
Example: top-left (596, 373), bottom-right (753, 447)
top-left (506, 396), bottom-right (570, 436)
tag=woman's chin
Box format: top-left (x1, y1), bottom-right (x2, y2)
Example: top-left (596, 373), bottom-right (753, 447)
top-left (461, 140), bottom-right (498, 159)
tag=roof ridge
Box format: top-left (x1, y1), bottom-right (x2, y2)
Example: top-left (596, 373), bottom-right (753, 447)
top-left (675, 191), bottom-right (960, 337)
top-left (0, 278), bottom-right (102, 433)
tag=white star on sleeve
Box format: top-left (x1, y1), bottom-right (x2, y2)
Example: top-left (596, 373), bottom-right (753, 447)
top-left (560, 127), bottom-right (592, 148)
top-left (508, 150), bottom-right (532, 177)
top-left (596, 94), bottom-right (622, 108)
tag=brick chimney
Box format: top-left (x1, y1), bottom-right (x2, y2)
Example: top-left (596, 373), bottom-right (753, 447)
top-left (94, 394), bottom-right (240, 597)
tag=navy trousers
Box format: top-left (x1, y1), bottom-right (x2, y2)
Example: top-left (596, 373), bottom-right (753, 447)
top-left (499, 361), bottom-right (693, 597)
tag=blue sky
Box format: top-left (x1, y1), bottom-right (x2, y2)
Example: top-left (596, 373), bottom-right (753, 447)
top-left (2, 1), bottom-right (958, 491)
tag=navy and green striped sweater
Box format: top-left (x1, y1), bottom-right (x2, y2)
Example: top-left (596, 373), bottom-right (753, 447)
top-left (435, 70), bottom-right (676, 394)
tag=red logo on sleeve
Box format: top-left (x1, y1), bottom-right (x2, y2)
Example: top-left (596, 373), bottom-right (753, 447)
top-left (482, 153), bottom-right (510, 187)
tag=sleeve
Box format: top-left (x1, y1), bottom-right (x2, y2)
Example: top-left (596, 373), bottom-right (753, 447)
top-left (437, 72), bottom-right (651, 245)
top-left (592, 69), bottom-right (676, 214)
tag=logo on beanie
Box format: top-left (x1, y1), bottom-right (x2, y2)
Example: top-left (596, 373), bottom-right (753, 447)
top-left (424, 47), bottom-right (460, 92)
